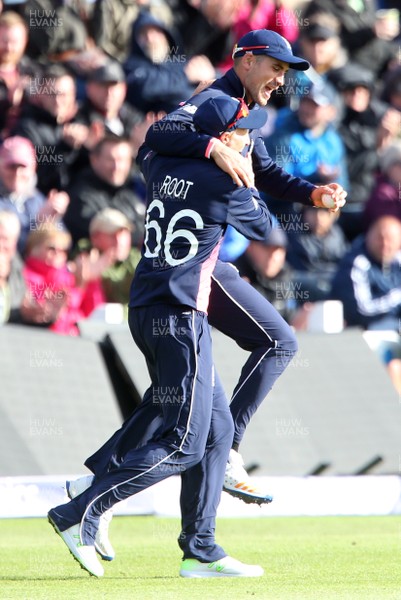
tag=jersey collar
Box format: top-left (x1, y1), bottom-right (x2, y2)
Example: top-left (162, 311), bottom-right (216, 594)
top-left (223, 68), bottom-right (255, 109)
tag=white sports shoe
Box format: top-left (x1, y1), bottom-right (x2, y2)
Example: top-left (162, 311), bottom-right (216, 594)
top-left (180, 556), bottom-right (264, 578)
top-left (66, 475), bottom-right (115, 561)
top-left (223, 449), bottom-right (273, 505)
top-left (48, 513), bottom-right (104, 577)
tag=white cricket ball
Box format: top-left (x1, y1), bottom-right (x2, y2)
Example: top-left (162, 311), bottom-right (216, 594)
top-left (321, 193), bottom-right (336, 209)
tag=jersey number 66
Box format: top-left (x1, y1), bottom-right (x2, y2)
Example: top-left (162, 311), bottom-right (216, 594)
top-left (143, 199), bottom-right (204, 267)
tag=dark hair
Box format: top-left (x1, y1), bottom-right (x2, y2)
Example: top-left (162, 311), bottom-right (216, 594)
top-left (40, 64), bottom-right (74, 81)
top-left (91, 135), bottom-right (132, 156)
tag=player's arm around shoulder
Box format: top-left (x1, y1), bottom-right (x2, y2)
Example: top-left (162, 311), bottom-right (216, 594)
top-left (226, 185), bottom-right (273, 242)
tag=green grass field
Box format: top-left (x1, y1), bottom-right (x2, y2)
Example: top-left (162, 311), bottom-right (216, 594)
top-left (1, 515), bottom-right (400, 600)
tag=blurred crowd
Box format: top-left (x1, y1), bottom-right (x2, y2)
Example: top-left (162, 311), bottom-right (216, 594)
top-left (0, 0), bottom-right (400, 386)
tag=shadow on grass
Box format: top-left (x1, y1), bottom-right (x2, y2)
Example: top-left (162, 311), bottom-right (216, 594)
top-left (0, 576), bottom-right (87, 581)
top-left (0, 575), bottom-right (177, 581)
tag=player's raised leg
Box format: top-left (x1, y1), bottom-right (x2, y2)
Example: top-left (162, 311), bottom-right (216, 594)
top-left (208, 260), bottom-right (298, 504)
top-left (84, 263), bottom-right (296, 512)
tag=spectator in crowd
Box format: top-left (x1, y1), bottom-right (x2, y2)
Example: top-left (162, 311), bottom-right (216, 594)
top-left (73, 208), bottom-right (141, 309)
top-left (364, 141), bottom-right (401, 228)
top-left (12, 64), bottom-right (98, 194)
top-left (169, 0), bottom-right (239, 69)
top-left (297, 12), bottom-right (347, 76)
top-left (332, 215), bottom-right (401, 322)
top-left (0, 209), bottom-right (54, 326)
top-left (332, 62), bottom-right (401, 240)
top-left (78, 60), bottom-right (143, 140)
top-left (0, 209), bottom-right (23, 323)
top-left (23, 223), bottom-right (103, 335)
top-left (234, 226), bottom-right (298, 323)
top-left (303, 0), bottom-right (398, 77)
top-left (0, 136), bottom-right (69, 254)
top-left (89, 0), bottom-right (174, 63)
top-left (64, 136), bottom-right (145, 246)
top-left (22, 0), bottom-right (88, 63)
top-left (374, 7), bottom-right (400, 44)
top-left (264, 81), bottom-right (348, 223)
top-left (124, 12), bottom-right (214, 114)
top-left (216, 0), bottom-right (301, 73)
top-left (128, 105), bottom-right (176, 205)
top-left (128, 104), bottom-right (173, 162)
top-left (0, 11), bottom-right (33, 135)
top-left (331, 215), bottom-right (401, 393)
top-left (234, 0), bottom-right (300, 45)
top-left (286, 205), bottom-right (348, 302)
top-left (0, 236), bottom-right (11, 323)
top-left (267, 82), bottom-right (347, 186)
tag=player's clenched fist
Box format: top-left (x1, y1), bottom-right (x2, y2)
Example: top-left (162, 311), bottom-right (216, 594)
top-left (310, 182), bottom-right (348, 213)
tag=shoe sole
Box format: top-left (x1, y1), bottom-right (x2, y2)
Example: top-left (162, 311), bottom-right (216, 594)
top-left (96, 549), bottom-right (114, 561)
top-left (48, 514), bottom-right (103, 577)
top-left (223, 487), bottom-right (273, 505)
top-left (65, 481), bottom-right (114, 562)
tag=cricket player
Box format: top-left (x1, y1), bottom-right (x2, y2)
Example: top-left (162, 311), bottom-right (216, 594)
top-left (142, 28), bottom-right (347, 493)
top-left (48, 95), bottom-right (275, 578)
top-left (64, 29), bottom-right (348, 564)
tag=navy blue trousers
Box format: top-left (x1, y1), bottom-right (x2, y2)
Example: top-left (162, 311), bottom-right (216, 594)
top-left (209, 261), bottom-right (298, 446)
top-left (82, 261), bottom-right (297, 558)
top-left (50, 305), bottom-right (233, 562)
top-left (86, 261), bottom-right (298, 475)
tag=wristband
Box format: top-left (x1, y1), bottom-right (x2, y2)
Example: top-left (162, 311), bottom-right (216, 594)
top-left (205, 138), bottom-right (218, 159)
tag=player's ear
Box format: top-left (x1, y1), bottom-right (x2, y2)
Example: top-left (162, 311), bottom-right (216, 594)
top-left (219, 131), bottom-right (231, 145)
top-left (242, 53), bottom-right (255, 71)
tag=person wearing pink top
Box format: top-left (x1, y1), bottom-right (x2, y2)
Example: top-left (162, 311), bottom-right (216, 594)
top-left (23, 224), bottom-right (104, 335)
top-left (235, 0), bottom-right (299, 44)
top-left (218, 0), bottom-right (299, 72)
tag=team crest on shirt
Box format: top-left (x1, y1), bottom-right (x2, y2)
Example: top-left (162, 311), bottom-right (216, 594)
top-left (182, 103), bottom-right (198, 114)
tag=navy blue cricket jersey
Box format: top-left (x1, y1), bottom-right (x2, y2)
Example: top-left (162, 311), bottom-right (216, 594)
top-left (130, 151), bottom-right (272, 312)
top-left (142, 68), bottom-right (316, 205)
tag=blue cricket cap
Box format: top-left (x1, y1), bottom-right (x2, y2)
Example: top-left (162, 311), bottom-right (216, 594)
top-left (233, 29), bottom-right (310, 71)
top-left (193, 96), bottom-right (267, 138)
